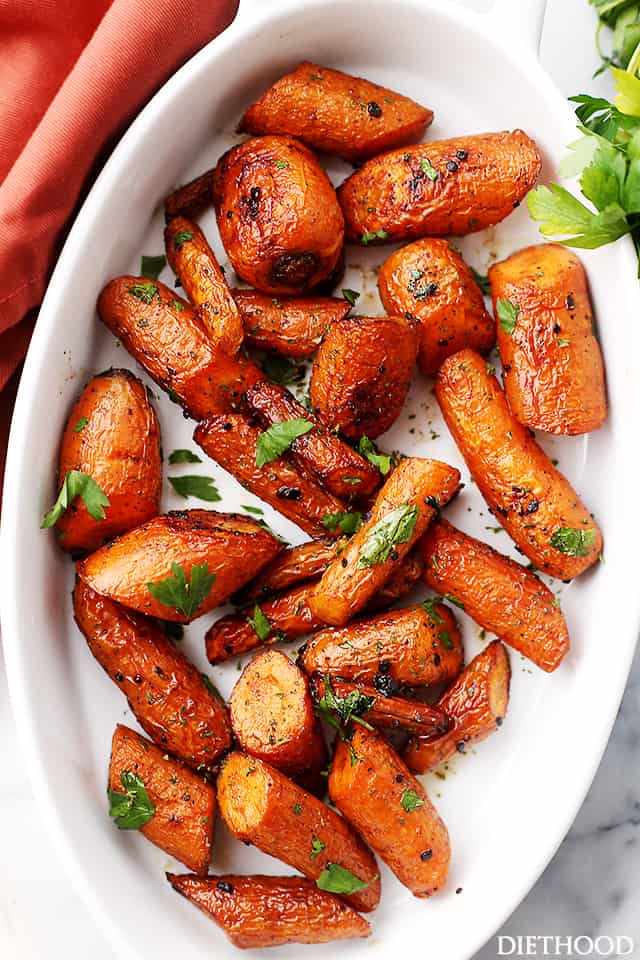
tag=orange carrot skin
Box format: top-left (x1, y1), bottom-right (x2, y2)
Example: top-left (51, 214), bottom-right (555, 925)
top-left (245, 380), bottom-right (380, 499)
top-left (435, 349), bottom-right (602, 579)
top-left (489, 243), bottom-right (606, 435)
top-left (109, 724), bottom-right (216, 874)
top-left (329, 726), bottom-right (450, 898)
top-left (206, 583), bottom-right (322, 664)
top-left (421, 518), bottom-right (569, 671)
top-left (213, 136), bottom-right (344, 296)
top-left (77, 510), bottom-right (283, 623)
top-left (55, 369), bottom-right (161, 553)
top-left (309, 457), bottom-right (461, 626)
top-left (338, 131), bottom-right (541, 243)
top-left (310, 314), bottom-right (418, 438)
top-left (167, 873), bottom-right (371, 947)
top-left (164, 167), bottom-right (215, 222)
top-left (217, 753), bottom-right (381, 912)
top-left (240, 61), bottom-right (433, 161)
top-left (97, 276), bottom-right (263, 418)
top-left (194, 414), bottom-right (346, 539)
top-left (233, 539), bottom-right (341, 605)
top-left (301, 603), bottom-right (462, 688)
top-left (234, 289), bottom-right (351, 357)
top-left (404, 640), bottom-right (510, 774)
top-left (73, 581), bottom-right (231, 769)
top-left (378, 239), bottom-right (496, 376)
top-left (164, 216), bottom-right (243, 355)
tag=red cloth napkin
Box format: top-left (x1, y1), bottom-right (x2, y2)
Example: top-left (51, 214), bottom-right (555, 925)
top-left (0, 0), bottom-right (239, 498)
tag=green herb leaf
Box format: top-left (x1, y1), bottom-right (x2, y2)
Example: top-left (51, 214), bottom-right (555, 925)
top-left (168, 475), bottom-right (221, 502)
top-left (342, 288), bottom-right (360, 306)
top-left (275, 160), bottom-right (289, 168)
top-left (140, 254), bottom-right (166, 280)
top-left (470, 267), bottom-right (491, 296)
top-left (128, 281), bottom-right (159, 304)
top-left (171, 298), bottom-right (185, 312)
top-left (322, 511), bottom-right (363, 535)
top-left (527, 183), bottom-right (630, 249)
top-left (147, 562), bottom-right (215, 618)
top-left (443, 592), bottom-right (465, 609)
top-left (496, 298), bottom-right (520, 335)
top-left (108, 771), bottom-right (156, 830)
top-left (358, 504), bottom-right (418, 568)
top-left (358, 435), bottom-right (391, 475)
top-left (361, 229), bottom-right (390, 244)
top-left (248, 604), bottom-right (271, 641)
top-left (168, 449), bottom-right (201, 464)
top-left (421, 597), bottom-right (444, 624)
top-left (201, 674), bottom-right (223, 701)
top-left (72, 416), bottom-right (88, 433)
top-left (262, 353), bottom-right (306, 387)
top-left (315, 676), bottom-right (374, 739)
top-left (400, 788), bottom-right (425, 813)
top-left (174, 230), bottom-right (193, 249)
top-left (255, 419), bottom-right (314, 468)
top-left (316, 863), bottom-right (368, 895)
top-left (241, 504), bottom-right (264, 516)
top-left (41, 470), bottom-right (110, 528)
top-left (550, 527), bottom-right (597, 556)
top-left (420, 157), bottom-right (440, 181)
top-left (310, 837), bottom-right (326, 859)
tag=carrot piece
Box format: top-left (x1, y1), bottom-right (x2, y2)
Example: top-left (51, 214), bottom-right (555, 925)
top-left (234, 289), bottom-right (351, 357)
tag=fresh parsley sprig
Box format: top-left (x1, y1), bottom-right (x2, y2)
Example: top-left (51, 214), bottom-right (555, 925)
top-left (358, 503), bottom-right (418, 568)
top-left (315, 676), bottom-right (374, 740)
top-left (255, 419), bottom-right (314, 468)
top-left (108, 771), bottom-right (156, 830)
top-left (41, 470), bottom-right (110, 528)
top-left (147, 562), bottom-right (215, 618)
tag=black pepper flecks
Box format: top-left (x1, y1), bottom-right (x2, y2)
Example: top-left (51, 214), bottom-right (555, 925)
top-left (367, 101), bottom-right (383, 118)
top-left (455, 149), bottom-right (468, 160)
top-left (446, 160), bottom-right (459, 173)
top-left (276, 485), bottom-right (302, 500)
top-left (421, 849), bottom-right (433, 861)
top-left (217, 881), bottom-right (234, 894)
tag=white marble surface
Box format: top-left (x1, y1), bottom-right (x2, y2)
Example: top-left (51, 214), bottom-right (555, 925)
top-left (1, 0), bottom-right (638, 957)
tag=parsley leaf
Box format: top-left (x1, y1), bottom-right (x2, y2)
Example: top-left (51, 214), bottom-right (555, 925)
top-left (168, 449), bottom-right (201, 464)
top-left (41, 470), bottom-right (110, 528)
top-left (528, 184), bottom-right (630, 249)
top-left (128, 281), bottom-right (159, 304)
top-left (420, 157), bottom-right (440, 181)
top-left (471, 267), bottom-right (491, 296)
top-left (255, 419), bottom-right (314, 468)
top-left (496, 298), bottom-right (520, 335)
top-left (550, 527), bottom-right (597, 556)
top-left (316, 863), bottom-right (368, 895)
top-left (201, 673), bottom-right (223, 701)
top-left (140, 254), bottom-right (166, 280)
top-left (147, 562), bottom-right (215, 618)
top-left (358, 435), bottom-right (391, 475)
top-left (421, 597), bottom-right (444, 624)
top-left (315, 676), bottom-right (374, 739)
top-left (173, 230), bottom-right (193, 249)
top-left (262, 353), bottom-right (306, 387)
top-left (248, 604), bottom-right (271, 641)
top-left (400, 788), bottom-right (425, 813)
top-left (168, 475), bottom-right (221, 502)
top-left (310, 837), bottom-right (326, 859)
top-left (358, 504), bottom-right (418, 568)
top-left (361, 229), bottom-right (390, 244)
top-left (72, 416), bottom-right (88, 433)
top-left (241, 504), bottom-right (264, 516)
top-left (342, 288), bottom-right (360, 306)
top-left (322, 511), bottom-right (363, 535)
top-left (108, 771), bottom-right (155, 830)
top-left (444, 592), bottom-right (465, 609)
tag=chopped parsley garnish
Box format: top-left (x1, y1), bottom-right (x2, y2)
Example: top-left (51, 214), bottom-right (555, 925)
top-left (41, 470), bottom-right (109, 528)
top-left (72, 417), bottom-right (88, 433)
top-left (358, 504), bottom-right (418, 567)
top-left (108, 771), bottom-right (156, 830)
top-left (128, 281), bottom-right (159, 304)
top-left (400, 788), bottom-right (425, 813)
top-left (310, 837), bottom-right (326, 859)
top-left (496, 298), bottom-right (520, 335)
top-left (550, 527), bottom-right (597, 556)
top-left (168, 449), bottom-right (201, 464)
top-left (361, 229), bottom-right (390, 244)
top-left (241, 504), bottom-right (264, 516)
top-left (140, 254), bottom-right (166, 280)
top-left (358, 435), bottom-right (391, 475)
top-left (248, 604), bottom-right (271, 641)
top-left (262, 353), bottom-right (306, 387)
top-left (168, 475), bottom-right (221, 502)
top-left (342, 288), bottom-right (360, 306)
top-left (255, 419), bottom-right (314, 468)
top-left (173, 230), bottom-right (193, 249)
top-left (420, 157), bottom-right (440, 181)
top-left (421, 597), bottom-right (444, 624)
top-left (471, 267), bottom-right (491, 295)
top-left (147, 562), bottom-right (215, 618)
top-left (322, 511), bottom-right (363, 535)
top-left (315, 676), bottom-right (374, 740)
top-left (316, 863), bottom-right (368, 895)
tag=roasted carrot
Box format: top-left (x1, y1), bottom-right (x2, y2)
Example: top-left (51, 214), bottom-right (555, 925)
top-left (311, 675), bottom-right (450, 738)
top-left (378, 239), bottom-right (496, 376)
top-left (230, 650), bottom-right (326, 782)
top-left (213, 136), bottom-right (344, 295)
top-left (217, 753), bottom-right (381, 912)
top-left (329, 726), bottom-right (450, 897)
top-left (97, 277), bottom-right (263, 419)
top-left (109, 724), bottom-right (216, 874)
top-left (164, 167), bottom-right (215, 222)
top-left (338, 131), bottom-right (541, 243)
top-left (233, 539), bottom-right (341, 605)
top-left (206, 583), bottom-right (322, 664)
top-left (239, 61), bottom-right (433, 161)
top-left (309, 457), bottom-right (461, 626)
top-left (489, 244), bottom-right (607, 435)
top-left (164, 217), bottom-right (243, 354)
top-left (73, 581), bottom-right (231, 768)
top-left (420, 518), bottom-right (569, 672)
top-left (404, 640), bottom-right (510, 774)
top-left (435, 349), bottom-right (602, 579)
top-left (193, 414), bottom-right (346, 539)
top-left (234, 289), bottom-right (351, 357)
top-left (310, 314), bottom-right (418, 438)
top-left (365, 547), bottom-right (425, 610)
top-left (53, 369), bottom-right (161, 553)
top-left (301, 603), bottom-right (462, 688)
top-left (77, 510), bottom-right (283, 623)
top-left (245, 381), bottom-right (380, 498)
top-left (167, 873), bottom-right (371, 947)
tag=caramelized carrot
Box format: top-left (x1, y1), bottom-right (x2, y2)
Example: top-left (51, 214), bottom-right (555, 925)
top-left (234, 289), bottom-right (351, 357)
top-left (233, 539), bottom-right (341, 605)
top-left (164, 167), bottom-right (214, 222)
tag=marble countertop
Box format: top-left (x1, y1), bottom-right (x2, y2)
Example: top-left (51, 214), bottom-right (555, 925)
top-left (1, 0), bottom-right (638, 957)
